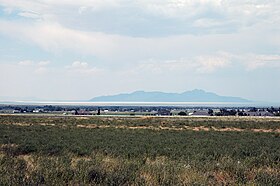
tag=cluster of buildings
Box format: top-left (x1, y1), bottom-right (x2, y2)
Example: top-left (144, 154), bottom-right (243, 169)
top-left (1, 105), bottom-right (279, 117)
top-left (157, 108), bottom-right (277, 117)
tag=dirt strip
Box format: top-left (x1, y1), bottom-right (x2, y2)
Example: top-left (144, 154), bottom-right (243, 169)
top-left (76, 124), bottom-right (280, 133)
top-left (2, 122), bottom-right (280, 133)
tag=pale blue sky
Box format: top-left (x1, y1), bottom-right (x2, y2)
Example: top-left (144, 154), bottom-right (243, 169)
top-left (0, 0), bottom-right (279, 102)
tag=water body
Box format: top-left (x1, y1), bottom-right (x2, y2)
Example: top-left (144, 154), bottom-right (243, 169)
top-left (0, 101), bottom-right (279, 107)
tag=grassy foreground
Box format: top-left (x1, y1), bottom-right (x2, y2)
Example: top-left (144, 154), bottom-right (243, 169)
top-left (0, 115), bottom-right (280, 185)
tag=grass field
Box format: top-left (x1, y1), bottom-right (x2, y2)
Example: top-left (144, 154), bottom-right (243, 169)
top-left (0, 115), bottom-right (280, 185)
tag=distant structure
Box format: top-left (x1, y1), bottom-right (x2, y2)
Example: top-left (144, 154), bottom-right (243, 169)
top-left (245, 111), bottom-right (274, 117)
top-left (157, 109), bottom-right (171, 116)
top-left (190, 110), bottom-right (211, 116)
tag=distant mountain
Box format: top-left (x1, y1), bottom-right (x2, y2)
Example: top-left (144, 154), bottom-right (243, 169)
top-left (90, 89), bottom-right (251, 102)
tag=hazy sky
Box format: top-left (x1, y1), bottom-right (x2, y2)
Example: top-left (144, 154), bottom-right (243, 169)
top-left (0, 0), bottom-right (279, 101)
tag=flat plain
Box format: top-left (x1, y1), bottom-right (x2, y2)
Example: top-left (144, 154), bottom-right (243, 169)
top-left (0, 115), bottom-right (280, 185)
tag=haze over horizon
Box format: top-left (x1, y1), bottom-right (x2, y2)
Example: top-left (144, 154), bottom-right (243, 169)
top-left (0, 89), bottom-right (251, 102)
top-left (0, 1), bottom-right (279, 102)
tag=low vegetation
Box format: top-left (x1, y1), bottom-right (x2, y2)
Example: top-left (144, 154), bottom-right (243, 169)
top-left (0, 115), bottom-right (280, 185)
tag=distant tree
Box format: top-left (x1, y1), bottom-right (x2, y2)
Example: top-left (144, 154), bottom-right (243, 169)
top-left (269, 107), bottom-right (276, 113)
top-left (215, 112), bottom-right (222, 116)
top-left (238, 111), bottom-right (245, 116)
top-left (228, 109), bottom-right (237, 116)
top-left (178, 111), bottom-right (187, 116)
top-left (208, 109), bottom-right (214, 116)
top-left (250, 107), bottom-right (257, 112)
top-left (74, 110), bottom-right (78, 115)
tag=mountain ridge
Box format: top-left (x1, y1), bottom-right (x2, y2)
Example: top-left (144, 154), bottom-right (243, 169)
top-left (90, 89), bottom-right (250, 102)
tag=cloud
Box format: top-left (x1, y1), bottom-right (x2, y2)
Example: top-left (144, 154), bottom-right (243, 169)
top-left (78, 6), bottom-right (88, 14)
top-left (34, 67), bottom-right (48, 74)
top-left (38, 61), bottom-right (50, 66)
top-left (3, 7), bottom-right (13, 14)
top-left (0, 20), bottom-right (120, 57)
top-left (0, 1), bottom-right (280, 102)
top-left (0, 0), bottom-right (279, 59)
top-left (133, 52), bottom-right (280, 74)
top-left (66, 61), bottom-right (103, 75)
top-left (1, 0), bottom-right (279, 37)
top-left (18, 60), bottom-right (34, 66)
top-left (136, 52), bottom-right (231, 74)
top-left (18, 60), bottom-right (50, 66)
top-left (70, 61), bottom-right (89, 68)
top-left (1, 18), bottom-right (279, 74)
top-left (136, 58), bottom-right (193, 74)
top-left (17, 60), bottom-right (50, 74)
top-left (0, 18), bottom-right (272, 65)
top-left (139, 0), bottom-right (223, 19)
top-left (240, 54), bottom-right (280, 70)
top-left (18, 11), bottom-right (41, 19)
top-left (194, 53), bottom-right (231, 73)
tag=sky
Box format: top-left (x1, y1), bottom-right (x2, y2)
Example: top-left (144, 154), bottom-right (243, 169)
top-left (0, 0), bottom-right (279, 102)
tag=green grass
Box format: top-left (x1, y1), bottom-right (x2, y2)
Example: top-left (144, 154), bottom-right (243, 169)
top-left (0, 115), bottom-right (280, 185)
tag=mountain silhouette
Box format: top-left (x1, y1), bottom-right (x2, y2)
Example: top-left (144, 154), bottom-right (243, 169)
top-left (90, 89), bottom-right (250, 102)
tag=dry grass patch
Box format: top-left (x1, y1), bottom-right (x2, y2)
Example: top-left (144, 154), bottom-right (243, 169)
top-left (39, 123), bottom-right (56, 126)
top-left (0, 143), bottom-right (19, 149)
top-left (12, 123), bottom-right (31, 126)
top-left (18, 155), bottom-right (35, 171)
top-left (101, 156), bottom-right (121, 173)
top-left (138, 171), bottom-right (158, 185)
top-left (178, 169), bottom-right (207, 185)
top-left (252, 129), bottom-right (274, 133)
top-left (212, 171), bottom-right (236, 185)
top-left (76, 117), bottom-right (90, 120)
top-left (71, 156), bottom-right (91, 168)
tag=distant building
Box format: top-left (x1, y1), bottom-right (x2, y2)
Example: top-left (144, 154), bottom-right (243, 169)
top-left (190, 110), bottom-right (210, 116)
top-left (157, 109), bottom-right (171, 116)
top-left (33, 109), bottom-right (43, 113)
top-left (13, 110), bottom-right (21, 113)
top-left (245, 111), bottom-right (274, 117)
top-left (74, 110), bottom-right (92, 115)
top-left (260, 112), bottom-right (274, 117)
